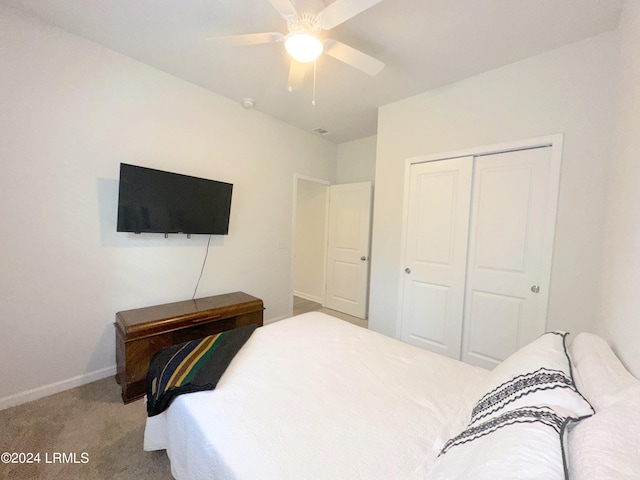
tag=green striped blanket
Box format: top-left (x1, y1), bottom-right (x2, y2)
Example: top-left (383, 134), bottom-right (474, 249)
top-left (146, 323), bottom-right (257, 416)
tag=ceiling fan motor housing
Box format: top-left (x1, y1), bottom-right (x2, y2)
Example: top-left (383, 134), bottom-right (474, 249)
top-left (286, 14), bottom-right (321, 35)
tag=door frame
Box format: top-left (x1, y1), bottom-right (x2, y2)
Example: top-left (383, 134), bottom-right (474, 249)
top-left (291, 174), bottom-right (331, 312)
top-left (396, 134), bottom-right (564, 339)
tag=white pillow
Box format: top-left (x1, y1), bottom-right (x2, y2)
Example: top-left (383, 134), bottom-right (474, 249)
top-left (567, 385), bottom-right (640, 480)
top-left (569, 332), bottom-right (639, 411)
top-left (567, 334), bottom-right (640, 480)
top-left (429, 332), bottom-right (593, 479)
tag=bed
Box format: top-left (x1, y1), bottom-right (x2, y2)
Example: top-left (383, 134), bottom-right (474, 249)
top-left (143, 311), bottom-right (640, 479)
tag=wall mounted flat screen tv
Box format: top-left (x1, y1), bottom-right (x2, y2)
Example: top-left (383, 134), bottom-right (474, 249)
top-left (117, 163), bottom-right (233, 235)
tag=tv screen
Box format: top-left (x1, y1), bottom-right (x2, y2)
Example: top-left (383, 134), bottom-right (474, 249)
top-left (117, 163), bottom-right (233, 235)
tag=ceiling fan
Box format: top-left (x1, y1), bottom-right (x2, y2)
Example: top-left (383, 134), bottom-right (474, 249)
top-left (210, 0), bottom-right (385, 93)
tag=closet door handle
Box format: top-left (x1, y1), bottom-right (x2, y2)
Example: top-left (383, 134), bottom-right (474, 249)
top-left (531, 285), bottom-right (540, 293)
top-left (405, 268), bottom-right (411, 274)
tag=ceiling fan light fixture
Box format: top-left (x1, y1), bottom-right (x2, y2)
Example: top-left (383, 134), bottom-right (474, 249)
top-left (285, 32), bottom-right (323, 63)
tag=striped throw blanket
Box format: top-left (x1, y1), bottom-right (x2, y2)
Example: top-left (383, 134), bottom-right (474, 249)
top-left (146, 323), bottom-right (257, 416)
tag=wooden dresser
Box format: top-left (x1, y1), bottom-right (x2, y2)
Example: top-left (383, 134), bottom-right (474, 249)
top-left (115, 291), bottom-right (264, 403)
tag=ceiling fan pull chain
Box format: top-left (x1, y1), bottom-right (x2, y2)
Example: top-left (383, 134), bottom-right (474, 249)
top-left (312, 60), bottom-right (317, 106)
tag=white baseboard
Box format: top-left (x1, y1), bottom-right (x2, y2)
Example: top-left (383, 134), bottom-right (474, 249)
top-left (263, 314), bottom-right (291, 325)
top-left (0, 365), bottom-right (117, 411)
top-left (293, 290), bottom-right (324, 305)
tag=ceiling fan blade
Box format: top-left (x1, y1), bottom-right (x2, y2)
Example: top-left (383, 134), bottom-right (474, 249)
top-left (207, 32), bottom-right (284, 46)
top-left (269, 0), bottom-right (298, 19)
top-left (323, 39), bottom-right (384, 76)
top-left (316, 0), bottom-right (384, 30)
top-left (287, 60), bottom-right (306, 92)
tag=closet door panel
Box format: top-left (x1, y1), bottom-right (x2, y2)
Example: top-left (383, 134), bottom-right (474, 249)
top-left (404, 282), bottom-right (448, 346)
top-left (473, 166), bottom-right (531, 271)
top-left (466, 291), bottom-right (523, 362)
top-left (400, 157), bottom-right (473, 358)
top-left (462, 147), bottom-right (553, 369)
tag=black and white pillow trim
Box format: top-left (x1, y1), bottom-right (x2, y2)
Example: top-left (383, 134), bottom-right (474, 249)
top-left (439, 405), bottom-right (565, 456)
top-left (434, 332), bottom-right (593, 480)
top-left (470, 367), bottom-right (577, 424)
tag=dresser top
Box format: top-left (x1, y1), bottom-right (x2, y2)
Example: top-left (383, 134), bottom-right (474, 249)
top-left (115, 292), bottom-right (263, 336)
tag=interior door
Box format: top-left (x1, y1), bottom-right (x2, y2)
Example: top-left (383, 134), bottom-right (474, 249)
top-left (462, 147), bottom-right (554, 369)
top-left (325, 182), bottom-right (372, 319)
top-left (400, 157), bottom-right (473, 358)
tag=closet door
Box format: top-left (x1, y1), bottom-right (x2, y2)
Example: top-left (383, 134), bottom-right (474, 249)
top-left (462, 147), bottom-right (554, 369)
top-left (400, 157), bottom-right (473, 358)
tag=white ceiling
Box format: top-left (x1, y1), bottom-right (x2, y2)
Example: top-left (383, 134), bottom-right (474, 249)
top-left (2, 0), bottom-right (623, 143)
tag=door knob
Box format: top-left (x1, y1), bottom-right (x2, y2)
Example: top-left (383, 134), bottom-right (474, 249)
top-left (405, 267), bottom-right (411, 274)
top-left (360, 256), bottom-right (368, 261)
top-left (531, 285), bottom-right (540, 293)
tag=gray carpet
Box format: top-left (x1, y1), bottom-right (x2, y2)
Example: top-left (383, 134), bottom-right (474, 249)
top-left (0, 377), bottom-right (172, 479)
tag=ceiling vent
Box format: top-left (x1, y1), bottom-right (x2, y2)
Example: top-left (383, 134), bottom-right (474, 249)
top-left (312, 127), bottom-right (330, 136)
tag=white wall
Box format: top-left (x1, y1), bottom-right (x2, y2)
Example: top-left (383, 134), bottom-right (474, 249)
top-left (336, 135), bottom-right (377, 184)
top-left (293, 179), bottom-right (328, 303)
top-left (369, 33), bottom-right (618, 341)
top-left (0, 6), bottom-right (336, 408)
top-left (596, 1), bottom-right (640, 377)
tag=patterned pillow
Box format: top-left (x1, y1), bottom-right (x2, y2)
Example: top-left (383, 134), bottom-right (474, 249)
top-left (441, 404), bottom-right (568, 456)
top-left (428, 332), bottom-right (594, 479)
top-left (429, 406), bottom-right (570, 479)
top-left (465, 332), bottom-right (592, 424)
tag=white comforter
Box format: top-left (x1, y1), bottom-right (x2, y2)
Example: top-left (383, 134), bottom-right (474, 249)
top-left (144, 312), bottom-right (487, 480)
